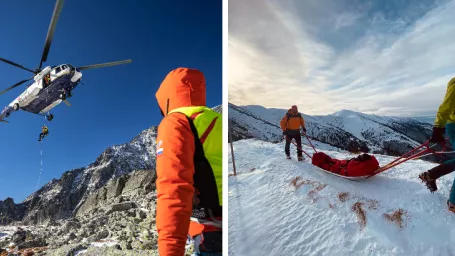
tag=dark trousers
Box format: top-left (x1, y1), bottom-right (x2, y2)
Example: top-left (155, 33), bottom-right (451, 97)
top-left (428, 123), bottom-right (455, 179)
top-left (428, 163), bottom-right (455, 179)
top-left (285, 133), bottom-right (302, 157)
top-left (196, 231), bottom-right (222, 255)
top-left (428, 123), bottom-right (455, 203)
top-left (39, 131), bottom-right (48, 140)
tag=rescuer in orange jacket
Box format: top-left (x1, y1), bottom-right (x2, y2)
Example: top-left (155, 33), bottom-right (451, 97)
top-left (155, 67), bottom-right (222, 255)
top-left (280, 105), bottom-right (306, 161)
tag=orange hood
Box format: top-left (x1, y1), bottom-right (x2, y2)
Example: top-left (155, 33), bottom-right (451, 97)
top-left (156, 67), bottom-right (206, 115)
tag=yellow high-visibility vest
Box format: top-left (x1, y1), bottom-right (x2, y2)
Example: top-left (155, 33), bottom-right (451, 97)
top-left (168, 106), bottom-right (222, 207)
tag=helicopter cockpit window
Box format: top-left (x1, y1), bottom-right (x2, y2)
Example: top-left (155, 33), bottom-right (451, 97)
top-left (43, 73), bottom-right (51, 88)
top-left (62, 65), bottom-right (68, 70)
top-left (55, 67), bottom-right (61, 73)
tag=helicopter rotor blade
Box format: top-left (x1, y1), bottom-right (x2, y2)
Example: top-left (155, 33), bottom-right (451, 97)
top-left (0, 58), bottom-right (35, 73)
top-left (63, 99), bottom-right (71, 106)
top-left (0, 77), bottom-right (34, 96)
top-left (76, 59), bottom-right (132, 70)
top-left (38, 0), bottom-right (65, 70)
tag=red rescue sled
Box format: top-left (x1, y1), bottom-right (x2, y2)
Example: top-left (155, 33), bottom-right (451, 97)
top-left (312, 152), bottom-right (379, 179)
top-left (286, 134), bottom-right (450, 180)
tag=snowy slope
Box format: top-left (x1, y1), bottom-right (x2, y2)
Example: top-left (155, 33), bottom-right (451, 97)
top-left (228, 103), bottom-right (284, 142)
top-left (228, 139), bottom-right (455, 256)
top-left (228, 103), bottom-right (442, 161)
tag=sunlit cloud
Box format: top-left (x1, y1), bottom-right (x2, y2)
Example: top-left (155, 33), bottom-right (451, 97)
top-left (229, 0), bottom-right (454, 116)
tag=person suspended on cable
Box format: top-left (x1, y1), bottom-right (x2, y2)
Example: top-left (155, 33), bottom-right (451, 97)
top-left (419, 76), bottom-right (455, 213)
top-left (38, 125), bottom-right (49, 142)
top-left (280, 105), bottom-right (306, 161)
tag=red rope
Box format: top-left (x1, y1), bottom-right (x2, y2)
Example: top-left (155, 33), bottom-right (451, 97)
top-left (303, 133), bottom-right (318, 153)
top-left (366, 138), bottom-right (448, 179)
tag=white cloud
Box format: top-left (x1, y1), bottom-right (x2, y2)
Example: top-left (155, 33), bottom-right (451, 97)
top-left (333, 12), bottom-right (363, 30)
top-left (228, 0), bottom-right (455, 117)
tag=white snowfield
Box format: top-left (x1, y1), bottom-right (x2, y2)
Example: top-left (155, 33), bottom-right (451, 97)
top-left (228, 139), bottom-right (455, 256)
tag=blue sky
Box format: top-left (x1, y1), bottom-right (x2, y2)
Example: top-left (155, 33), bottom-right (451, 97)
top-left (229, 0), bottom-right (454, 117)
top-left (0, 0), bottom-right (222, 202)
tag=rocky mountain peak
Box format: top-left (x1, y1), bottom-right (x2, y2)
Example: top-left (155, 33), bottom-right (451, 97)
top-left (0, 125), bottom-right (158, 226)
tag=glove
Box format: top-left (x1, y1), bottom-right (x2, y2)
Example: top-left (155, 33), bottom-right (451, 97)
top-left (429, 127), bottom-right (445, 144)
top-left (302, 127), bottom-right (307, 133)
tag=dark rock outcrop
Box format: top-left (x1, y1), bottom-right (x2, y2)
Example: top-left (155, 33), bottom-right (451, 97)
top-left (74, 170), bottom-right (156, 217)
top-left (0, 198), bottom-right (26, 225)
top-left (0, 169), bottom-right (162, 255)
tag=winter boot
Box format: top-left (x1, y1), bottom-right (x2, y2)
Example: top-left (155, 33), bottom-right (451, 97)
top-left (418, 172), bottom-right (437, 192)
top-left (419, 164), bottom-right (455, 192)
top-left (447, 200), bottom-right (455, 213)
top-left (286, 155), bottom-right (291, 160)
top-left (298, 156), bottom-right (304, 161)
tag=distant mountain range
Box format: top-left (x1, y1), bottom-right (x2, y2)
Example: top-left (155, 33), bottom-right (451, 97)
top-left (228, 103), bottom-right (447, 162)
top-left (410, 116), bottom-right (435, 124)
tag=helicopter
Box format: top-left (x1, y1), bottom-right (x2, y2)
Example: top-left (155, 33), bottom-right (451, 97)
top-left (0, 0), bottom-right (131, 123)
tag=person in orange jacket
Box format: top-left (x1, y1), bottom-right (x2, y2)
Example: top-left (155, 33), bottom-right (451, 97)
top-left (155, 67), bottom-right (222, 256)
top-left (280, 105), bottom-right (306, 161)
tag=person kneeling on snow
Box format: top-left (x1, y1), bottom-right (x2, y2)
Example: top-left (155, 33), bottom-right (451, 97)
top-left (280, 105), bottom-right (306, 161)
top-left (419, 77), bottom-right (455, 213)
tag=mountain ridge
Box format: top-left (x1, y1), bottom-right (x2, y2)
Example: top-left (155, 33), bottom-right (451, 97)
top-left (228, 102), bottom-right (446, 161)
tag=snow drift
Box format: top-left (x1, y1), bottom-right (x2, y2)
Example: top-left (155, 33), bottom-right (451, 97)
top-left (228, 139), bottom-right (455, 256)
